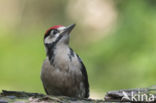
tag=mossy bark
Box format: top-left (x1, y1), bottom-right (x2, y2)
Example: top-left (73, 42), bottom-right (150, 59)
top-left (0, 90), bottom-right (104, 103)
top-left (1, 86), bottom-right (156, 103)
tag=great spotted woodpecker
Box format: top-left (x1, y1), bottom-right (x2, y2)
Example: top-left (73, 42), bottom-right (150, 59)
top-left (41, 24), bottom-right (89, 98)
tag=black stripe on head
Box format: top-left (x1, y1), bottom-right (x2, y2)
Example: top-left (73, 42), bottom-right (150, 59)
top-left (45, 33), bottom-right (64, 65)
top-left (44, 29), bottom-right (52, 39)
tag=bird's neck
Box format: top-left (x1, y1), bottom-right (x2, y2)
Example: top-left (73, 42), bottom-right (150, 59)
top-left (46, 43), bottom-right (70, 65)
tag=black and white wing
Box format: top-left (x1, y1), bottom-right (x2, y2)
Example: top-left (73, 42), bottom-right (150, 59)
top-left (76, 54), bottom-right (89, 98)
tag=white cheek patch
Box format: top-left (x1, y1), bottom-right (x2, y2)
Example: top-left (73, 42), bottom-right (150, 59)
top-left (44, 33), bottom-right (59, 44)
top-left (44, 27), bottom-right (66, 44)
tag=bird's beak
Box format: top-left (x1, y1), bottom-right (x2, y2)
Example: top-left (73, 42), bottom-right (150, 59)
top-left (62, 24), bottom-right (76, 35)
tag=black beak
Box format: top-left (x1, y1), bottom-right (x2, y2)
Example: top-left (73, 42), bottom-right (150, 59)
top-left (62, 24), bottom-right (76, 35)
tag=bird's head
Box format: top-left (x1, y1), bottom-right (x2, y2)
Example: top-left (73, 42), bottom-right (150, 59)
top-left (44, 24), bottom-right (75, 47)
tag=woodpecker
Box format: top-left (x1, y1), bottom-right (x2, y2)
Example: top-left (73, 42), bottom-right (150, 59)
top-left (41, 24), bottom-right (89, 98)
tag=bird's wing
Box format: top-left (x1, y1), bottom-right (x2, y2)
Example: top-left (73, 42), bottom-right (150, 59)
top-left (43, 84), bottom-right (49, 95)
top-left (76, 54), bottom-right (90, 98)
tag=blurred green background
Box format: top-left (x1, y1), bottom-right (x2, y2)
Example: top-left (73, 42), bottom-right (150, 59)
top-left (0, 0), bottom-right (156, 99)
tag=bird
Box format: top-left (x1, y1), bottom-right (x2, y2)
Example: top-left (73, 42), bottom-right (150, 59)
top-left (41, 24), bottom-right (89, 98)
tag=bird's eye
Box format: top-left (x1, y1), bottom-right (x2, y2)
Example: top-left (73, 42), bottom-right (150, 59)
top-left (53, 29), bottom-right (58, 35)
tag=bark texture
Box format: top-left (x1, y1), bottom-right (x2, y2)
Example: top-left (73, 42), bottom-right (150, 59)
top-left (1, 86), bottom-right (156, 103)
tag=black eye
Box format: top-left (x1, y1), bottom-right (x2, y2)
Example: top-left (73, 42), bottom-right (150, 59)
top-left (53, 29), bottom-right (58, 35)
